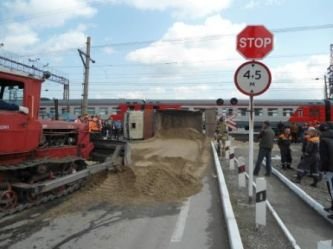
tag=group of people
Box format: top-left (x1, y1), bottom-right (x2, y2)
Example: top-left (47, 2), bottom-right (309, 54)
top-left (74, 114), bottom-right (122, 140)
top-left (277, 121), bottom-right (322, 144)
top-left (254, 121), bottom-right (333, 219)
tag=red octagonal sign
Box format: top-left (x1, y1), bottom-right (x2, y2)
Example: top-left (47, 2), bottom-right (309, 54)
top-left (236, 25), bottom-right (273, 60)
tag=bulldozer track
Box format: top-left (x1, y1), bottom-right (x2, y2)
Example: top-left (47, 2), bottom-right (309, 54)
top-left (0, 156), bottom-right (83, 171)
top-left (0, 178), bottom-right (85, 219)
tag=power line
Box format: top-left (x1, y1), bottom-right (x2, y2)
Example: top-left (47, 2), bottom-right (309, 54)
top-left (67, 81), bottom-right (322, 85)
top-left (91, 24), bottom-right (333, 49)
top-left (50, 52), bottom-right (327, 69)
top-left (9, 24), bottom-right (333, 59)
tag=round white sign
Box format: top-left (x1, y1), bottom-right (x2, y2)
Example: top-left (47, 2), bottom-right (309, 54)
top-left (234, 61), bottom-right (271, 96)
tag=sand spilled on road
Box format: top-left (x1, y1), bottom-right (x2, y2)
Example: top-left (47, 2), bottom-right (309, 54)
top-left (47, 128), bottom-right (210, 215)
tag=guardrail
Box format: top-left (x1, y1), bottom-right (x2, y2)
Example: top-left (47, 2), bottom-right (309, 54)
top-left (211, 142), bottom-right (244, 249)
top-left (272, 167), bottom-right (333, 226)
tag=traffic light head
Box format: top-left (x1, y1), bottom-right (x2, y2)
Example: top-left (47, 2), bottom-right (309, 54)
top-left (216, 98), bottom-right (224, 106)
top-left (230, 97), bottom-right (238, 105)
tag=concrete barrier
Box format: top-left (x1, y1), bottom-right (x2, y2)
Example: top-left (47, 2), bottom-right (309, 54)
top-left (272, 167), bottom-right (333, 226)
top-left (211, 142), bottom-right (244, 249)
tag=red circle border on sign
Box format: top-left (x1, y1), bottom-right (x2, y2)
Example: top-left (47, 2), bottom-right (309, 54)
top-left (234, 60), bottom-right (272, 97)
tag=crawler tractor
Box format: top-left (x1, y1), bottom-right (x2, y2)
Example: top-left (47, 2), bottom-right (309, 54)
top-left (0, 57), bottom-right (126, 216)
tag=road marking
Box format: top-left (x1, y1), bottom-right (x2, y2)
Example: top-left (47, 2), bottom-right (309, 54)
top-left (170, 198), bottom-right (191, 243)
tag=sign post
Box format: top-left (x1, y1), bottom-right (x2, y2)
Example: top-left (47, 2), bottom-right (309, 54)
top-left (249, 95), bottom-right (254, 201)
top-left (234, 60), bottom-right (272, 202)
top-left (235, 25), bottom-right (273, 202)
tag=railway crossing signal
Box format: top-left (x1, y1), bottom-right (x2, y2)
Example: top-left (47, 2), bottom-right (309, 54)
top-left (236, 25), bottom-right (273, 60)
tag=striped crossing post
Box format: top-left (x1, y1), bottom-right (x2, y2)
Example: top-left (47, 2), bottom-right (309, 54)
top-left (256, 177), bottom-right (267, 227)
top-left (225, 140), bottom-right (231, 160)
top-left (226, 115), bottom-right (237, 131)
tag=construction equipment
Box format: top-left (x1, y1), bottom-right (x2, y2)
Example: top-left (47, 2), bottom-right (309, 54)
top-left (0, 58), bottom-right (127, 217)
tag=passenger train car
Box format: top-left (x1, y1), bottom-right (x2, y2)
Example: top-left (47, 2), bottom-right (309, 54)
top-left (40, 98), bottom-right (333, 130)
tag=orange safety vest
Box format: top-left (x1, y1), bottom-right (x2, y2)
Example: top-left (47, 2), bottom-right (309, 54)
top-left (90, 118), bottom-right (102, 132)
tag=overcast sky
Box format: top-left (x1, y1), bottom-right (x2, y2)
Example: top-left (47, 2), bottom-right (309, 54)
top-left (0, 0), bottom-right (332, 100)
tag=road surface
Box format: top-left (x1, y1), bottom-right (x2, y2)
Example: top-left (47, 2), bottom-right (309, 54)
top-left (0, 165), bottom-right (229, 249)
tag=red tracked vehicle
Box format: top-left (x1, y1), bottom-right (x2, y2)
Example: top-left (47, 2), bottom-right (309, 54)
top-left (0, 58), bottom-right (125, 215)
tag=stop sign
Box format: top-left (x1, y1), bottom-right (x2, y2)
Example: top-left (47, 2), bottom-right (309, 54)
top-left (236, 25), bottom-right (273, 59)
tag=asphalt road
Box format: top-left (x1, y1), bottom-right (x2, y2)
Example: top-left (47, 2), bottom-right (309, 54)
top-left (0, 165), bottom-right (228, 249)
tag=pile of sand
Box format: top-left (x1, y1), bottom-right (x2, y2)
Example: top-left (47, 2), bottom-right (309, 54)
top-left (47, 128), bottom-right (210, 215)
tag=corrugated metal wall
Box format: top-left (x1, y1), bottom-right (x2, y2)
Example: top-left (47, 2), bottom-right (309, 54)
top-left (205, 109), bottom-right (217, 137)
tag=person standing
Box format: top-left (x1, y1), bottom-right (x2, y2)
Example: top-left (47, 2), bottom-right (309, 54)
top-left (293, 127), bottom-right (321, 187)
top-left (278, 127), bottom-right (292, 170)
top-left (216, 117), bottom-right (228, 157)
top-left (277, 121), bottom-right (284, 136)
top-left (318, 123), bottom-right (333, 219)
top-left (291, 122), bottom-right (299, 143)
top-left (253, 121), bottom-right (275, 176)
top-left (74, 115), bottom-right (82, 124)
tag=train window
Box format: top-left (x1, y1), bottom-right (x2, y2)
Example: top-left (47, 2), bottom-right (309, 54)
top-left (87, 107), bottom-right (95, 115)
top-left (238, 108), bottom-right (247, 116)
top-left (254, 108), bottom-right (263, 116)
top-left (39, 107), bottom-right (47, 119)
top-left (309, 107), bottom-right (320, 118)
top-left (297, 108), bottom-right (303, 117)
top-left (283, 108), bottom-right (293, 117)
top-left (61, 107), bottom-right (68, 114)
top-left (1, 83), bottom-right (24, 106)
top-left (228, 108), bottom-right (233, 115)
top-left (99, 107), bottom-right (108, 115)
top-left (50, 107), bottom-right (55, 115)
top-left (74, 107), bottom-right (81, 115)
top-left (268, 108), bottom-right (278, 117)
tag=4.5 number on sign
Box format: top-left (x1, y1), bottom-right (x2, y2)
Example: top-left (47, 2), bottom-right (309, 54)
top-left (234, 61), bottom-right (271, 97)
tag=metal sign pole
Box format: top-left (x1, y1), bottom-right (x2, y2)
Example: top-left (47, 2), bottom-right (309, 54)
top-left (249, 95), bottom-right (254, 202)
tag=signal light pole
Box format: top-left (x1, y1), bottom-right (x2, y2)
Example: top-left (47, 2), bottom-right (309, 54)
top-left (78, 36), bottom-right (95, 115)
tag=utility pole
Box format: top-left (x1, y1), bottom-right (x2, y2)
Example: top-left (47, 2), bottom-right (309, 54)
top-left (327, 44), bottom-right (333, 99)
top-left (78, 36), bottom-right (95, 115)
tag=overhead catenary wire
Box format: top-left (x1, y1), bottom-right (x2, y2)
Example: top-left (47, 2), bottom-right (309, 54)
top-left (49, 54), bottom-right (327, 70)
top-left (3, 23), bottom-right (333, 58)
top-left (91, 23), bottom-right (333, 49)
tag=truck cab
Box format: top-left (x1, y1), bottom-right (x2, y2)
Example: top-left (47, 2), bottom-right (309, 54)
top-left (0, 70), bottom-right (43, 158)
